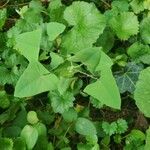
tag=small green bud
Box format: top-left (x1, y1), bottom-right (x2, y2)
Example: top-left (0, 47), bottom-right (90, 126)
top-left (27, 111), bottom-right (39, 125)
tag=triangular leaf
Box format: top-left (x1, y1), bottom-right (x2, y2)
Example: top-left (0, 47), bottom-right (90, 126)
top-left (47, 22), bottom-right (65, 41)
top-left (70, 47), bottom-right (101, 72)
top-left (15, 61), bottom-right (59, 98)
top-left (15, 29), bottom-right (42, 62)
top-left (70, 47), bottom-right (112, 73)
top-left (84, 68), bottom-right (121, 109)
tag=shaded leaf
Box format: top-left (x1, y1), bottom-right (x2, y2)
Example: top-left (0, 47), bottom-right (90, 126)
top-left (115, 63), bottom-right (143, 94)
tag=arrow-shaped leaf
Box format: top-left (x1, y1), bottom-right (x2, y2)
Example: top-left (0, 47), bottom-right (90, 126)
top-left (15, 61), bottom-right (59, 98)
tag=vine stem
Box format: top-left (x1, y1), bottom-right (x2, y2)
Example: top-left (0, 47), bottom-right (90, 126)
top-left (100, 0), bottom-right (111, 8)
top-left (0, 0), bottom-right (9, 8)
top-left (76, 70), bottom-right (98, 80)
top-left (0, 2), bottom-right (29, 8)
top-left (55, 123), bottom-right (73, 148)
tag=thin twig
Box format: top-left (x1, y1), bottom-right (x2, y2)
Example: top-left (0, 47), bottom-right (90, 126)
top-left (0, 0), bottom-right (10, 8)
top-left (1, 2), bottom-right (29, 8)
top-left (100, 0), bottom-right (111, 8)
top-left (77, 70), bottom-right (98, 80)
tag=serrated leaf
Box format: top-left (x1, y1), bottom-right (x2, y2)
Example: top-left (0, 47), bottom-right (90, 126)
top-left (116, 119), bottom-right (128, 134)
top-left (47, 22), bottom-right (65, 41)
top-left (15, 61), bottom-right (59, 98)
top-left (130, 0), bottom-right (144, 14)
top-left (134, 67), bottom-right (150, 117)
top-left (62, 108), bottom-right (77, 122)
top-left (15, 29), bottom-right (42, 62)
top-left (110, 12), bottom-right (139, 40)
top-left (21, 125), bottom-right (38, 150)
top-left (49, 91), bottom-right (75, 114)
top-left (102, 121), bottom-right (117, 136)
top-left (75, 117), bottom-right (97, 136)
top-left (127, 42), bottom-right (150, 64)
top-left (0, 138), bottom-right (13, 150)
top-left (84, 68), bottom-right (121, 109)
top-left (112, 0), bottom-right (129, 12)
top-left (115, 63), bottom-right (143, 94)
top-left (140, 17), bottom-right (150, 44)
top-left (62, 1), bottom-right (106, 53)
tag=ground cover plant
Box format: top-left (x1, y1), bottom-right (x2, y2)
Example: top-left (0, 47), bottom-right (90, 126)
top-left (1, 0), bottom-right (150, 149)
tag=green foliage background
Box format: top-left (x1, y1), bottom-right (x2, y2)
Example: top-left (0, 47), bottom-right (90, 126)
top-left (1, 0), bottom-right (150, 149)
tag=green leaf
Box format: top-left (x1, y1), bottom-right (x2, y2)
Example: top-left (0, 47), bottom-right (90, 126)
top-left (49, 91), bottom-right (75, 114)
top-left (13, 137), bottom-right (26, 150)
top-left (112, 0), bottom-right (129, 12)
top-left (15, 61), bottom-right (59, 98)
top-left (144, 0), bottom-right (150, 10)
top-left (140, 17), bottom-right (150, 44)
top-left (125, 129), bottom-right (145, 146)
top-left (34, 122), bottom-right (47, 137)
top-left (15, 29), bottom-right (42, 62)
top-left (3, 126), bottom-right (21, 138)
top-left (115, 63), bottom-right (143, 94)
top-left (110, 12), bottom-right (139, 40)
top-left (62, 1), bottom-right (106, 53)
top-left (84, 68), bottom-right (121, 109)
top-left (127, 42), bottom-right (150, 64)
top-left (134, 67), bottom-right (150, 117)
top-left (50, 52), bottom-right (64, 69)
top-left (47, 22), bottom-right (65, 41)
top-left (102, 121), bottom-right (117, 136)
top-left (27, 111), bottom-right (39, 125)
top-left (96, 27), bottom-right (114, 53)
top-left (21, 125), bottom-right (38, 150)
top-left (62, 108), bottom-right (78, 122)
top-left (0, 91), bottom-right (10, 109)
top-left (0, 8), bottom-right (7, 30)
top-left (116, 119), bottom-right (128, 134)
top-left (70, 47), bottom-right (101, 73)
top-left (48, 0), bottom-right (66, 23)
top-left (130, 0), bottom-right (144, 14)
top-left (145, 127), bottom-right (150, 150)
top-left (75, 117), bottom-right (97, 136)
top-left (0, 138), bottom-right (13, 150)
top-left (70, 47), bottom-right (113, 73)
